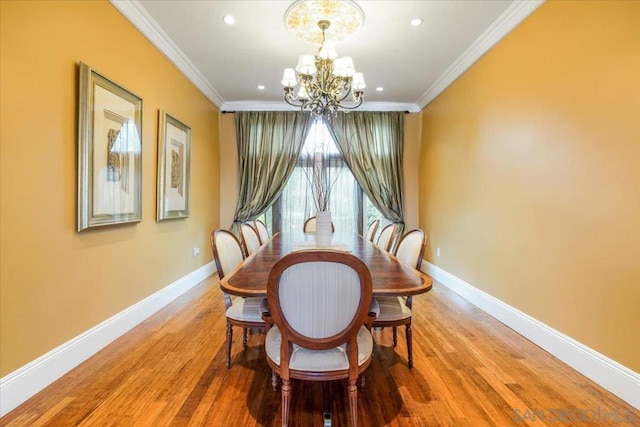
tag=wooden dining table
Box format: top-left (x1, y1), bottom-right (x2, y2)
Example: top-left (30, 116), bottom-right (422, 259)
top-left (220, 231), bottom-right (433, 297)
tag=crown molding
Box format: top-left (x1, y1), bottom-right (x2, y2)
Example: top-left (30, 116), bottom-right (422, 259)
top-left (416, 0), bottom-right (545, 109)
top-left (221, 101), bottom-right (420, 113)
top-left (111, 0), bottom-right (542, 114)
top-left (109, 0), bottom-right (224, 107)
top-left (360, 102), bottom-right (421, 113)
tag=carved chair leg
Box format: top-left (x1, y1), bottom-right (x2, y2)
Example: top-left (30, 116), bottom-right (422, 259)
top-left (392, 326), bottom-right (398, 347)
top-left (406, 323), bottom-right (413, 369)
top-left (282, 378), bottom-right (291, 427)
top-left (243, 327), bottom-right (249, 347)
top-left (226, 324), bottom-right (233, 369)
top-left (271, 370), bottom-right (279, 391)
top-left (348, 378), bottom-right (358, 427)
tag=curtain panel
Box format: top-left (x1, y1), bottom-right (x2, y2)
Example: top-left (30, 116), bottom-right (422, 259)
top-left (232, 111), bottom-right (313, 232)
top-left (325, 111), bottom-right (406, 238)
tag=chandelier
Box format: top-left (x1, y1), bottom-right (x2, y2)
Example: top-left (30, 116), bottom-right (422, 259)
top-left (281, 0), bottom-right (366, 117)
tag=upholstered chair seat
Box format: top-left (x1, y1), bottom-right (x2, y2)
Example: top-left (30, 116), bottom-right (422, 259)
top-left (226, 297), bottom-right (269, 322)
top-left (266, 325), bottom-right (373, 372)
top-left (369, 296), bottom-right (411, 322)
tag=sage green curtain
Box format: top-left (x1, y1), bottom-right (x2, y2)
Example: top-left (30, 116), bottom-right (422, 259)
top-left (232, 111), bottom-right (313, 232)
top-left (325, 111), bottom-right (405, 236)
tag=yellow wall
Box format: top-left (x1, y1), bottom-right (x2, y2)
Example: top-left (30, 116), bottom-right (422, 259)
top-left (403, 113), bottom-right (421, 231)
top-left (419, 1), bottom-right (640, 371)
top-left (219, 114), bottom-right (238, 229)
top-left (218, 113), bottom-right (422, 231)
top-left (0, 0), bottom-right (220, 376)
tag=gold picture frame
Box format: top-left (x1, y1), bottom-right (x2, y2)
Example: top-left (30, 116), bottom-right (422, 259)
top-left (77, 62), bottom-right (143, 232)
top-left (156, 111), bottom-right (191, 221)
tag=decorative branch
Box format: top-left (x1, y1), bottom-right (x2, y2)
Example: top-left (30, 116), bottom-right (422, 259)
top-left (301, 150), bottom-right (344, 212)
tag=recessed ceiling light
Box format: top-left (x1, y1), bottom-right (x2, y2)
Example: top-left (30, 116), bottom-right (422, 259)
top-left (258, 85), bottom-right (265, 90)
top-left (410, 18), bottom-right (423, 27)
top-left (223, 15), bottom-right (236, 25)
top-left (376, 87), bottom-right (384, 92)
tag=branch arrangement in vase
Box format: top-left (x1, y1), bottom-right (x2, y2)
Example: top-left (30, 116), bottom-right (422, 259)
top-left (302, 151), bottom-right (343, 212)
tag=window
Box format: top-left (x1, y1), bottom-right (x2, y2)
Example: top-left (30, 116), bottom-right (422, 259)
top-left (262, 119), bottom-right (381, 235)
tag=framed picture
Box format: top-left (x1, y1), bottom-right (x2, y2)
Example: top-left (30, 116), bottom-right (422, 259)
top-left (77, 62), bottom-right (143, 232)
top-left (156, 111), bottom-right (191, 221)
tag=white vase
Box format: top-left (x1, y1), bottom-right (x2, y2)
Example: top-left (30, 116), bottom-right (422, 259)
top-left (315, 210), bottom-right (332, 247)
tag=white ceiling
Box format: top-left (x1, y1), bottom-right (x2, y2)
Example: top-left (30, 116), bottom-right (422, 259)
top-left (111, 0), bottom-right (542, 112)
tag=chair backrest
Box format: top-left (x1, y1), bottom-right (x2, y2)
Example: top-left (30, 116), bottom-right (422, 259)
top-left (394, 229), bottom-right (427, 270)
top-left (240, 223), bottom-right (261, 256)
top-left (376, 223), bottom-right (397, 252)
top-left (255, 219), bottom-right (270, 244)
top-left (267, 250), bottom-right (372, 351)
top-left (365, 219), bottom-right (380, 242)
top-left (303, 216), bottom-right (335, 233)
top-left (210, 229), bottom-right (245, 279)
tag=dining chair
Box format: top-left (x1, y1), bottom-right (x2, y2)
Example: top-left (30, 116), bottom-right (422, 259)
top-left (365, 219), bottom-right (380, 242)
top-left (375, 223), bottom-right (397, 252)
top-left (263, 250), bottom-right (375, 427)
top-left (303, 216), bottom-right (335, 233)
top-left (240, 222), bottom-right (262, 256)
top-left (371, 229), bottom-right (426, 369)
top-left (254, 219), bottom-right (270, 245)
top-left (210, 229), bottom-right (267, 368)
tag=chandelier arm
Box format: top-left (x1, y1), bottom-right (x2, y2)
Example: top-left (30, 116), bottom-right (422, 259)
top-left (336, 83), bottom-right (352, 103)
top-left (285, 98), bottom-right (304, 108)
top-left (284, 88), bottom-right (306, 108)
top-left (334, 95), bottom-right (364, 110)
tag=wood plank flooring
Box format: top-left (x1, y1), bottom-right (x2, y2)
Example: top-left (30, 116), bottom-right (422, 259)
top-left (1, 275), bottom-right (638, 426)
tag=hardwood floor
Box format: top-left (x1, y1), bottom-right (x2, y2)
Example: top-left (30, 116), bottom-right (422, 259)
top-left (1, 275), bottom-right (638, 426)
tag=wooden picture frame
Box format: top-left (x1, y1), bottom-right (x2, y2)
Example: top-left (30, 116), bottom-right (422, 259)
top-left (156, 110), bottom-right (191, 221)
top-left (77, 62), bottom-right (143, 232)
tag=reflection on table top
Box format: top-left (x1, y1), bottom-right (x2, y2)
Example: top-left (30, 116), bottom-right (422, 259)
top-left (220, 232), bottom-right (433, 298)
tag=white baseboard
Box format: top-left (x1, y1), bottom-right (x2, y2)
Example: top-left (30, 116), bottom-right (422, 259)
top-left (422, 261), bottom-right (640, 410)
top-left (0, 261), bottom-right (215, 417)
